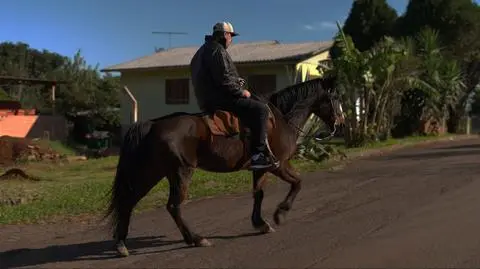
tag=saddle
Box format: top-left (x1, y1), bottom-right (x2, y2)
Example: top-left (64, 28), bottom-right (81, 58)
top-left (202, 110), bottom-right (275, 137)
top-left (201, 109), bottom-right (280, 168)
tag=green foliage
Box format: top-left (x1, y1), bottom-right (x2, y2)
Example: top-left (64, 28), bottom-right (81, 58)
top-left (314, 0), bottom-right (480, 152)
top-left (319, 22), bottom-right (425, 147)
top-left (394, 0), bottom-right (480, 132)
top-left (0, 88), bottom-right (11, 100)
top-left (296, 139), bottom-right (346, 163)
top-left (390, 28), bottom-right (465, 136)
top-left (396, 0), bottom-right (480, 56)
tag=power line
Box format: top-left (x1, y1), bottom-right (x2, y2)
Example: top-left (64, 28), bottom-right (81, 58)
top-left (152, 31), bottom-right (188, 49)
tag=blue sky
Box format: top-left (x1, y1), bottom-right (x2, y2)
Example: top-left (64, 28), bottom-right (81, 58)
top-left (0, 0), bottom-right (448, 70)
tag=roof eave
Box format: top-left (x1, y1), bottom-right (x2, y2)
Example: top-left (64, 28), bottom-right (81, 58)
top-left (100, 65), bottom-right (189, 73)
top-left (101, 47), bottom-right (331, 73)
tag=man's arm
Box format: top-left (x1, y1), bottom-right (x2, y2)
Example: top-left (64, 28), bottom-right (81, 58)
top-left (207, 47), bottom-right (244, 98)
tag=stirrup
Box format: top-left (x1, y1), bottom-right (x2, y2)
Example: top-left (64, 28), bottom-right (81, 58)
top-left (264, 138), bottom-right (279, 167)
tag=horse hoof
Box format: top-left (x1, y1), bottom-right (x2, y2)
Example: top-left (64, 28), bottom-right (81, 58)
top-left (116, 242), bottom-right (129, 257)
top-left (195, 238), bottom-right (213, 247)
top-left (256, 222), bottom-right (276, 234)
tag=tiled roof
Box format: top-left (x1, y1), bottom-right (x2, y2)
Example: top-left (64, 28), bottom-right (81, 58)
top-left (101, 40), bottom-right (333, 72)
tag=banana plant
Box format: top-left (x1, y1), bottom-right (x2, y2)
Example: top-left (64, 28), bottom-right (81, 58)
top-left (318, 22), bottom-right (428, 146)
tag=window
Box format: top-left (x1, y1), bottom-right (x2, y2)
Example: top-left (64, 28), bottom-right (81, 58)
top-left (165, 78), bottom-right (190, 105)
top-left (247, 74), bottom-right (276, 98)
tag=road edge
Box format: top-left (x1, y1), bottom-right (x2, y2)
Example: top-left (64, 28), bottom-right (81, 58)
top-left (320, 134), bottom-right (478, 172)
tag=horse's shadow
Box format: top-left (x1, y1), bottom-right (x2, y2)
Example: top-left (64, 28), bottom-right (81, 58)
top-left (0, 232), bottom-right (264, 268)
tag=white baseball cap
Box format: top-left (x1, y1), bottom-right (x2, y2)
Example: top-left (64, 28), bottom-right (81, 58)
top-left (213, 21), bottom-right (239, 36)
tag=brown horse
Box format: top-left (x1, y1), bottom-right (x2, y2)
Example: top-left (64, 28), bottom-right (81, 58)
top-left (105, 77), bottom-right (344, 256)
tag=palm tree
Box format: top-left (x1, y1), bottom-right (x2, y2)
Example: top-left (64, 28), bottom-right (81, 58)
top-left (411, 28), bottom-right (465, 134)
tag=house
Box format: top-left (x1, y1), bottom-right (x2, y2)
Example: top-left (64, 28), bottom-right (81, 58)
top-left (101, 40), bottom-right (334, 132)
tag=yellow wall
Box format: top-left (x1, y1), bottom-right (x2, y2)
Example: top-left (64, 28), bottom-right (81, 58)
top-left (295, 51), bottom-right (329, 82)
top-left (293, 51), bottom-right (331, 139)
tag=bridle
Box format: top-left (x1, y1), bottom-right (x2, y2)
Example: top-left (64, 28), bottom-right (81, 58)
top-left (250, 87), bottom-right (343, 143)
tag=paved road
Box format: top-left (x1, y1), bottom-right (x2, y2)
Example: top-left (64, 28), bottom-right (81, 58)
top-left (1, 138), bottom-right (480, 268)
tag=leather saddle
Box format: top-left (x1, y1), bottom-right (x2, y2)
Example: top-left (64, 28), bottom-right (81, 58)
top-left (202, 110), bottom-right (275, 138)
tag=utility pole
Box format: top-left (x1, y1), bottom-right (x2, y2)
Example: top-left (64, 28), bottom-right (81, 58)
top-left (152, 31), bottom-right (188, 49)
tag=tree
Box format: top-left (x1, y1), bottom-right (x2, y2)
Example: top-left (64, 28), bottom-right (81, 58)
top-left (0, 88), bottom-right (11, 100)
top-left (342, 0), bottom-right (398, 52)
top-left (395, 0), bottom-right (480, 132)
top-left (0, 42), bottom-right (121, 143)
top-left (54, 50), bottom-right (121, 135)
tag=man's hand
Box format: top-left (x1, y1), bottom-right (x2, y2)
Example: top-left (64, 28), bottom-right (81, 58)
top-left (242, 89), bottom-right (251, 98)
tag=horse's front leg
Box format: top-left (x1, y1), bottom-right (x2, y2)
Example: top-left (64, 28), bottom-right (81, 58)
top-left (251, 170), bottom-right (276, 233)
top-left (270, 161), bottom-right (302, 225)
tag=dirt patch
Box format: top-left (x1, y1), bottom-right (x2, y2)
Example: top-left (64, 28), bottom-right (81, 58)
top-left (0, 136), bottom-right (65, 166)
top-left (0, 168), bottom-right (43, 206)
top-left (0, 168), bottom-right (41, 181)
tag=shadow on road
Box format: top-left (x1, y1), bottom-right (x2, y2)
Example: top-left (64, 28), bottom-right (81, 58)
top-left (0, 232), bottom-right (265, 268)
top-left (0, 236), bottom-right (175, 268)
top-left (436, 143), bottom-right (480, 150)
top-left (384, 148), bottom-right (480, 161)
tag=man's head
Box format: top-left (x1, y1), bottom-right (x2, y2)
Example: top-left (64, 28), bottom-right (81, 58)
top-left (212, 22), bottom-right (239, 48)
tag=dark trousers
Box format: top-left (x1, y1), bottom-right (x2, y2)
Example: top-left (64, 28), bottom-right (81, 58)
top-left (206, 97), bottom-right (269, 154)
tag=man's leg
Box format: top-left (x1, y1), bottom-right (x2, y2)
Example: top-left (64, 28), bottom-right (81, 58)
top-left (235, 98), bottom-right (268, 153)
top-left (217, 97), bottom-right (276, 169)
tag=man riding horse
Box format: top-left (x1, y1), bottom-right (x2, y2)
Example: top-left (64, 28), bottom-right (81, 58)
top-left (190, 22), bottom-right (277, 170)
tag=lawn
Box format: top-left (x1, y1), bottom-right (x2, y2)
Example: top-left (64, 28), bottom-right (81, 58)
top-left (0, 134), bottom-right (460, 225)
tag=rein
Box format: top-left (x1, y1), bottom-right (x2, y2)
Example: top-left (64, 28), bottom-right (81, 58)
top-left (250, 91), bottom-right (337, 143)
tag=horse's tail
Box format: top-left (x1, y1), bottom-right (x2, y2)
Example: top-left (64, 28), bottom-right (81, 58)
top-left (104, 120), bottom-right (153, 234)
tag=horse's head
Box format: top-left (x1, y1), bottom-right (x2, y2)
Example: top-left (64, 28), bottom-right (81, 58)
top-left (268, 77), bottom-right (345, 139)
top-left (311, 84), bottom-right (345, 139)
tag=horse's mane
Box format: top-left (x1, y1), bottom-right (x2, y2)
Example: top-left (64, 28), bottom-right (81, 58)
top-left (268, 77), bottom-right (328, 116)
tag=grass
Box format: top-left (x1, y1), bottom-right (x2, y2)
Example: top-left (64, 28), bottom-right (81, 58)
top-left (0, 134), bottom-right (463, 225)
top-left (30, 139), bottom-right (79, 157)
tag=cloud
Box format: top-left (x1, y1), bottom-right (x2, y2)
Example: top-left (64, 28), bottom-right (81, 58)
top-left (318, 21), bottom-right (337, 30)
top-left (302, 20), bottom-right (344, 31)
top-left (303, 24), bottom-right (315, 30)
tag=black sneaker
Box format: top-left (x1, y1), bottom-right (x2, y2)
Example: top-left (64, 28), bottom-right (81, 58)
top-left (250, 152), bottom-right (278, 170)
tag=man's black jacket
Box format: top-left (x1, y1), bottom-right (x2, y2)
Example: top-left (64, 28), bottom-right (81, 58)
top-left (190, 35), bottom-right (244, 111)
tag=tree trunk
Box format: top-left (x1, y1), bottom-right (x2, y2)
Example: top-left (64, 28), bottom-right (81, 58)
top-left (447, 106), bottom-right (461, 133)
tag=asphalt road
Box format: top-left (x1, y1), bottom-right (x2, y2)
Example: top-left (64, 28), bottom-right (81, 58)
top-left (1, 137), bottom-right (480, 268)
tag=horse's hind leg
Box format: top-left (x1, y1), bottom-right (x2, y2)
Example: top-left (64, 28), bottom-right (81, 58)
top-left (251, 170), bottom-right (275, 233)
top-left (166, 167), bottom-right (211, 247)
top-left (270, 161), bottom-right (302, 225)
top-left (114, 168), bottom-right (165, 256)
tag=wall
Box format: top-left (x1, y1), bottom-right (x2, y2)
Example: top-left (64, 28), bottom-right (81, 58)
top-left (119, 68), bottom-right (197, 127)
top-left (118, 63), bottom-right (291, 130)
top-left (237, 64), bottom-right (291, 91)
top-left (0, 115), bottom-right (68, 140)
